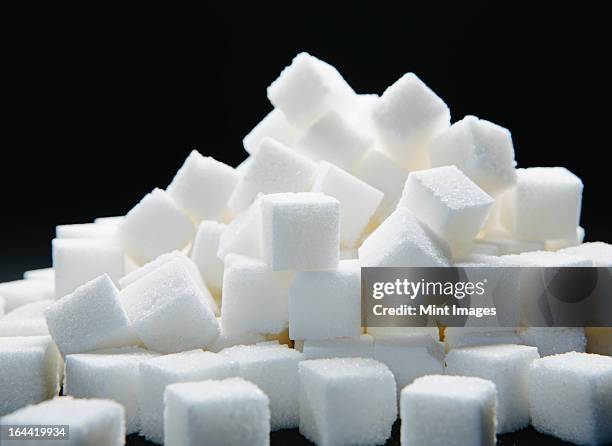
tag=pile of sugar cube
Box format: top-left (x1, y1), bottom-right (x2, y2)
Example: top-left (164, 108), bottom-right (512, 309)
top-left (1, 52), bottom-right (611, 446)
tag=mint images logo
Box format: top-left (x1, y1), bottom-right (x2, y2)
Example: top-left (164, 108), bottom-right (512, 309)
top-left (361, 267), bottom-right (612, 328)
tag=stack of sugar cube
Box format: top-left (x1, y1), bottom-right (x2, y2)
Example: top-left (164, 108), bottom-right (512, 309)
top-left (1, 51), bottom-right (611, 446)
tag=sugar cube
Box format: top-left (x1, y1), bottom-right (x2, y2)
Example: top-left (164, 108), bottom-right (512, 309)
top-left (1, 397), bottom-right (125, 445)
top-left (45, 274), bottom-right (138, 355)
top-left (353, 147), bottom-right (409, 222)
top-left (219, 344), bottom-right (304, 430)
top-left (294, 110), bottom-right (373, 172)
top-left (0, 280), bottom-right (54, 313)
top-left (528, 352), bottom-right (612, 445)
top-left (0, 336), bottom-right (62, 416)
top-left (23, 267), bottom-right (54, 282)
top-left (558, 241), bottom-right (612, 267)
top-left (0, 300), bottom-right (53, 337)
top-left (429, 115), bottom-right (517, 196)
top-left (359, 207), bottom-right (451, 267)
top-left (373, 333), bottom-right (445, 397)
top-left (191, 220), bottom-right (227, 297)
top-left (118, 188), bottom-right (195, 265)
top-left (288, 259), bottom-right (361, 340)
top-left (311, 161), bottom-right (383, 248)
top-left (260, 192), bottom-right (340, 271)
top-left (518, 327), bottom-right (586, 357)
top-left (477, 231), bottom-right (546, 255)
top-left (267, 52), bottom-right (358, 128)
top-left (446, 344), bottom-right (540, 433)
top-left (401, 375), bottom-right (497, 446)
top-left (299, 358), bottom-right (397, 445)
top-left (302, 334), bottom-right (374, 360)
top-left (217, 197), bottom-right (262, 261)
top-left (64, 347), bottom-right (159, 434)
top-left (166, 150), bottom-right (239, 222)
top-left (502, 250), bottom-right (592, 326)
top-left (53, 238), bottom-right (124, 298)
top-left (545, 226), bottom-right (585, 251)
top-left (138, 350), bottom-right (238, 443)
top-left (221, 254), bottom-right (292, 335)
top-left (228, 137), bottom-right (318, 214)
top-left (367, 326), bottom-right (440, 341)
top-left (372, 72), bottom-right (450, 169)
top-left (0, 296), bottom-right (4, 317)
top-left (56, 222), bottom-right (117, 239)
top-left (164, 378), bottom-right (270, 446)
top-left (243, 108), bottom-right (299, 155)
top-left (118, 250), bottom-right (218, 315)
top-left (500, 167), bottom-right (583, 240)
top-left (444, 327), bottom-right (523, 351)
top-left (121, 259), bottom-right (219, 354)
top-left (399, 165), bottom-right (494, 243)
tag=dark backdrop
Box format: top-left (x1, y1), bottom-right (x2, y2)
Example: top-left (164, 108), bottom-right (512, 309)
top-left (2, 3), bottom-right (607, 281)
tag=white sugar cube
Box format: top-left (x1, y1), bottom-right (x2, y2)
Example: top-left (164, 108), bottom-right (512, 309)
top-left (373, 333), bottom-right (445, 397)
top-left (399, 165), bottom-right (494, 243)
top-left (401, 375), bottom-right (497, 446)
top-left (228, 137), bottom-right (318, 214)
top-left (138, 350), bottom-right (238, 443)
top-left (219, 344), bottom-right (304, 430)
top-left (446, 344), bottom-right (540, 433)
top-left (359, 207), bottom-right (451, 267)
top-left (500, 167), bottom-right (583, 240)
top-left (0, 296), bottom-right (4, 317)
top-left (0, 280), bottom-right (54, 313)
top-left (53, 238), bottom-right (124, 298)
top-left (0, 300), bottom-right (53, 337)
top-left (164, 378), bottom-right (270, 446)
top-left (372, 72), bottom-right (450, 169)
top-left (64, 347), bottom-right (159, 434)
top-left (190, 221), bottom-right (227, 297)
top-left (217, 197), bottom-right (262, 261)
top-left (23, 268), bottom-right (54, 282)
top-left (267, 52), bottom-right (358, 128)
top-left (444, 327), bottom-right (522, 351)
top-left (118, 250), bottom-right (218, 315)
top-left (299, 358), bottom-right (397, 445)
top-left (221, 254), bottom-right (292, 335)
top-left (502, 250), bottom-right (592, 326)
top-left (295, 110), bottom-right (373, 172)
top-left (0, 397), bottom-right (125, 446)
top-left (429, 115), bottom-right (517, 196)
top-left (166, 150), bottom-right (239, 222)
top-left (558, 241), bottom-right (612, 267)
top-left (528, 352), bottom-right (612, 445)
top-left (118, 188), bottom-right (195, 264)
top-left (243, 108), bottom-right (299, 155)
top-left (45, 275), bottom-right (138, 355)
top-left (56, 222), bottom-right (117, 239)
top-left (477, 231), bottom-right (546, 255)
top-left (302, 335), bottom-right (374, 360)
top-left (0, 336), bottom-right (62, 416)
top-left (545, 226), bottom-right (585, 251)
top-left (353, 147), bottom-right (409, 222)
top-left (289, 259), bottom-right (361, 340)
top-left (311, 161), bottom-right (383, 248)
top-left (121, 259), bottom-right (219, 354)
top-left (260, 193), bottom-right (340, 271)
top-left (518, 327), bottom-right (586, 357)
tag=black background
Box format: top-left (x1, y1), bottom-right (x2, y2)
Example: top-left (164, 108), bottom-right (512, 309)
top-left (1, 2), bottom-right (607, 285)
